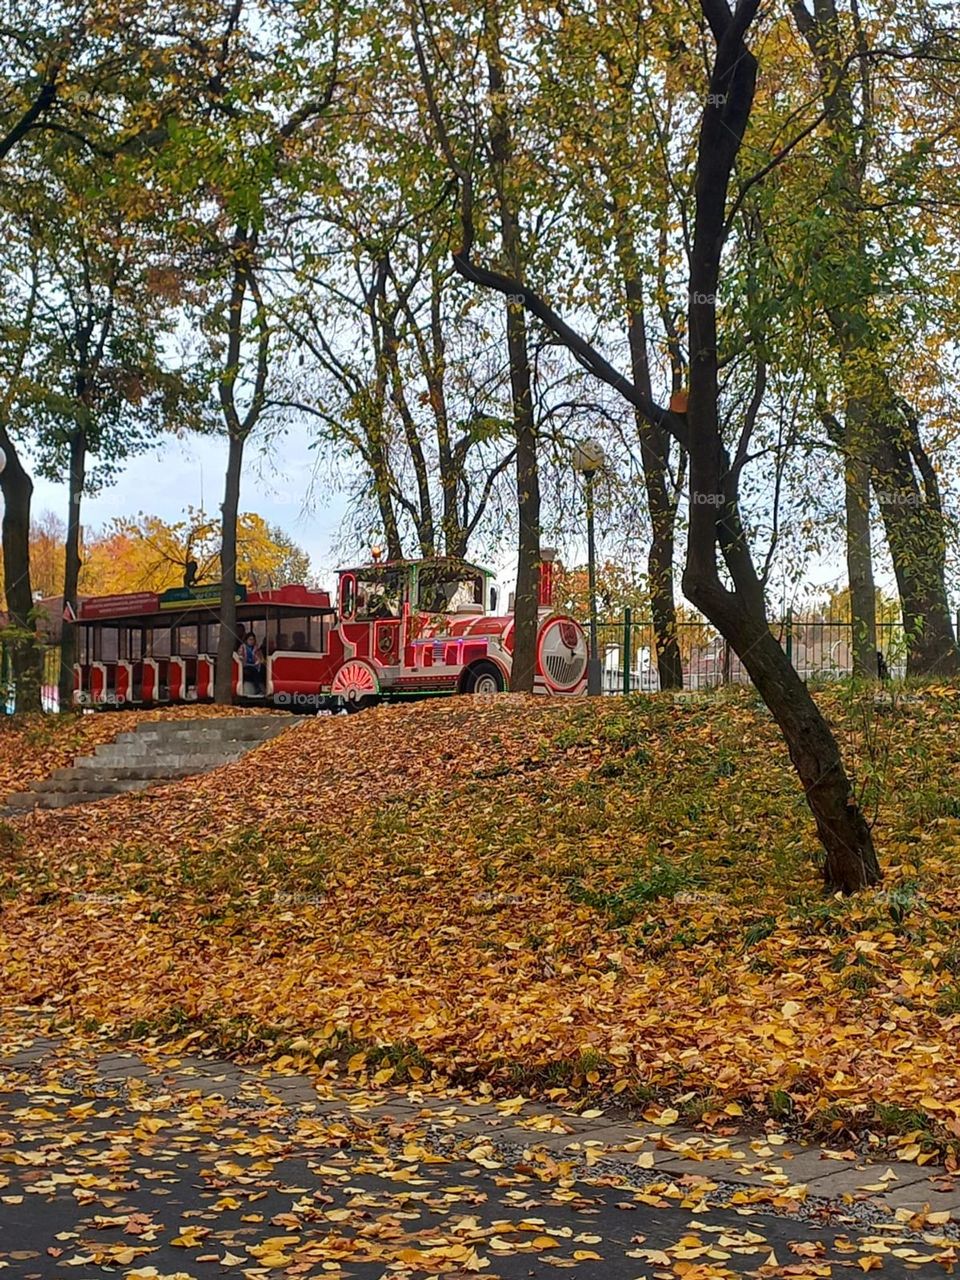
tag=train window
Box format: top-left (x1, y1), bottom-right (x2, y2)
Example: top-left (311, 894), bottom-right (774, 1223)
top-left (340, 574), bottom-right (356, 619)
top-left (150, 628), bottom-right (171, 658)
top-left (356, 569), bottom-right (403, 621)
top-left (417, 568), bottom-right (484, 613)
top-left (98, 629), bottom-right (118, 662)
top-left (204, 623), bottom-right (220, 655)
top-left (178, 626), bottom-right (198, 657)
top-left (265, 617), bottom-right (287, 654)
top-left (307, 614), bottom-right (327, 653)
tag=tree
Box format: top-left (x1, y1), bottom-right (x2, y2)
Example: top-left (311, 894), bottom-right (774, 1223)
top-left (151, 0), bottom-right (344, 705)
top-left (424, 0), bottom-right (880, 892)
top-left (553, 560), bottom-right (650, 623)
top-left (78, 510), bottom-right (313, 596)
top-left (530, 6), bottom-right (688, 689)
top-left (281, 241), bottom-right (516, 564)
top-left (763, 0), bottom-right (960, 677)
top-left (0, 232), bottom-right (43, 711)
top-left (12, 171), bottom-right (201, 709)
top-left (410, 0), bottom-right (551, 691)
top-left (0, 0), bottom-right (226, 710)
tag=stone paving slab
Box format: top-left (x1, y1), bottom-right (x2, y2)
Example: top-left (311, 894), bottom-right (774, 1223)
top-left (6, 1035), bottom-right (957, 1228)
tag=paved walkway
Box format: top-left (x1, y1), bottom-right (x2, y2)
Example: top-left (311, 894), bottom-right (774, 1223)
top-left (1, 1027), bottom-right (958, 1277)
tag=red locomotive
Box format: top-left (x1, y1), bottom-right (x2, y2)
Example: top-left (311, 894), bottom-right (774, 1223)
top-left (73, 552), bottom-right (588, 710)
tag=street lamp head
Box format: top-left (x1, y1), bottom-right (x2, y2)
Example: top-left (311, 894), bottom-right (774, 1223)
top-left (571, 438), bottom-right (605, 475)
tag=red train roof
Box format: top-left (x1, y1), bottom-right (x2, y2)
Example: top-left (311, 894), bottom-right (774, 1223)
top-left (78, 583), bottom-right (331, 621)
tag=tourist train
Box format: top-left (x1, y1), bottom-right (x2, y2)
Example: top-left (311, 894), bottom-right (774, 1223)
top-left (73, 551), bottom-right (589, 709)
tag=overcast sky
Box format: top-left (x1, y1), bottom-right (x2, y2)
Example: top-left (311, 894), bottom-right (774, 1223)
top-left (30, 428), bottom-right (353, 593)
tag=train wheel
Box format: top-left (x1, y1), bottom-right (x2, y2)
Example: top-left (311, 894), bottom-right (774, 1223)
top-left (331, 659), bottom-right (380, 711)
top-left (465, 661), bottom-right (504, 696)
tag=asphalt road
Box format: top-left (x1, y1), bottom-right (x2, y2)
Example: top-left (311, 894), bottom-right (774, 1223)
top-left (0, 1074), bottom-right (952, 1279)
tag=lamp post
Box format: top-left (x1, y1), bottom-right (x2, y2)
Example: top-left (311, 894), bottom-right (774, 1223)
top-left (571, 439), bottom-right (605, 696)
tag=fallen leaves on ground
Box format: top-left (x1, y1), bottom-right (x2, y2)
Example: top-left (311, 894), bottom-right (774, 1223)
top-left (1, 1045), bottom-right (957, 1278)
top-left (2, 689), bottom-right (960, 1156)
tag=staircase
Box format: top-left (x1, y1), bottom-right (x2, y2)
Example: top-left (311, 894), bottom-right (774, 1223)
top-left (3, 714), bottom-right (293, 815)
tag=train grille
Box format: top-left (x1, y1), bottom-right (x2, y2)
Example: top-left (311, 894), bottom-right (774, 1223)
top-left (545, 652), bottom-right (585, 687)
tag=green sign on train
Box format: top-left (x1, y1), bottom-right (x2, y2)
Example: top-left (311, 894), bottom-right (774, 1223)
top-left (158, 583), bottom-right (247, 610)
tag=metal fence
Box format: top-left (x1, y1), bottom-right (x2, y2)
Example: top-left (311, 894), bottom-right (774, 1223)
top-left (596, 611), bottom-right (918, 694)
top-left (1, 645), bottom-right (61, 713)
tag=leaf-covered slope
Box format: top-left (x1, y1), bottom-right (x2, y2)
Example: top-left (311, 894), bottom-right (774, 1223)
top-left (2, 691), bottom-right (960, 1156)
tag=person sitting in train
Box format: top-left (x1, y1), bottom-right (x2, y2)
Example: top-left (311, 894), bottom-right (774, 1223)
top-left (268, 632), bottom-right (288, 654)
top-left (239, 631), bottom-right (266, 694)
top-left (291, 630), bottom-right (310, 651)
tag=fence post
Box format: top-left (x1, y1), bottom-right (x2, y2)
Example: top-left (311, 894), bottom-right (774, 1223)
top-left (622, 607), bottom-right (632, 696)
top-left (785, 607), bottom-right (793, 665)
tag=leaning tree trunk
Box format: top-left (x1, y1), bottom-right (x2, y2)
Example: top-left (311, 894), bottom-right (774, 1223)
top-left (445, 0), bottom-right (881, 890)
top-left (0, 426), bottom-right (41, 713)
top-left (214, 431), bottom-right (244, 705)
top-left (58, 430), bottom-right (86, 711)
top-left (680, 0), bottom-right (880, 894)
top-left (688, 575), bottom-right (881, 891)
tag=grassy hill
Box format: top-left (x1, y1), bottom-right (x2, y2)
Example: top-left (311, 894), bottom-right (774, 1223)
top-left (2, 689), bottom-right (959, 1162)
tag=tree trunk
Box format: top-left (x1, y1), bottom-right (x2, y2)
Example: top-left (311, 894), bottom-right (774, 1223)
top-left (445, 0), bottom-right (881, 891)
top-left (648, 519), bottom-right (683, 689)
top-left (214, 431), bottom-right (244, 705)
top-left (623, 271), bottom-right (683, 690)
top-left (680, 1), bottom-right (881, 894)
top-left (871, 408), bottom-right (959, 676)
top-left (693, 578), bottom-right (881, 889)
top-left (844, 404), bottom-right (876, 678)
top-left (58, 431), bottom-right (86, 711)
top-left (0, 427), bottom-right (41, 713)
top-left (507, 300), bottom-right (540, 692)
top-left (485, 13), bottom-right (540, 692)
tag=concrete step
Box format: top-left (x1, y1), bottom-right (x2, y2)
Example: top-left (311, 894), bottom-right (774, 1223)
top-left (89, 739), bottom-right (254, 760)
top-left (51, 763), bottom-right (195, 783)
top-left (4, 792), bottom-right (41, 811)
top-left (115, 716), bottom-right (288, 739)
top-left (34, 771), bottom-right (196, 794)
top-left (74, 754), bottom-right (243, 774)
top-left (33, 789), bottom-right (128, 809)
